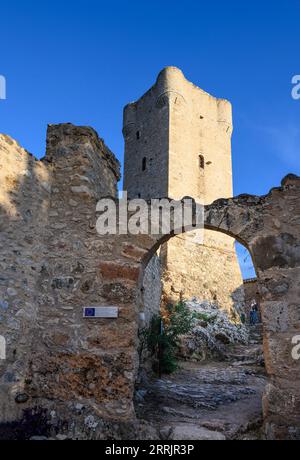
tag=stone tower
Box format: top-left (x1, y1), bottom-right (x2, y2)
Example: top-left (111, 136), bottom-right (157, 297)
top-left (123, 67), bottom-right (245, 317)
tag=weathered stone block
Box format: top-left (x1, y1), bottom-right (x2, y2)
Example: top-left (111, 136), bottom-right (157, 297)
top-left (263, 331), bottom-right (300, 379)
top-left (261, 302), bottom-right (300, 333)
top-left (99, 261), bottom-right (140, 282)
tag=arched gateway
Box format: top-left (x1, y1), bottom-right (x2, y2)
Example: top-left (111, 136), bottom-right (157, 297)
top-left (97, 173), bottom-right (300, 440)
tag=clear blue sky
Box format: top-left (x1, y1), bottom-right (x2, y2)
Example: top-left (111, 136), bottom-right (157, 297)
top-left (1, 0), bottom-right (299, 277)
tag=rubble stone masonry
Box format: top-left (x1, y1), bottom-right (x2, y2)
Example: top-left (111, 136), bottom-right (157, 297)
top-left (0, 119), bottom-right (299, 439)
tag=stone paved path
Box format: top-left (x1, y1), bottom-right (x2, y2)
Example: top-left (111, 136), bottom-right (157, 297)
top-left (135, 325), bottom-right (268, 440)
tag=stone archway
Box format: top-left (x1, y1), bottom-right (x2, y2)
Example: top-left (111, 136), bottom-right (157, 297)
top-left (108, 174), bottom-right (300, 439)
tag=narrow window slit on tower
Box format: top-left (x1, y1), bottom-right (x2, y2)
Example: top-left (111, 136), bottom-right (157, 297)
top-left (136, 131), bottom-right (141, 140)
top-left (142, 157), bottom-right (147, 171)
top-left (199, 154), bottom-right (205, 169)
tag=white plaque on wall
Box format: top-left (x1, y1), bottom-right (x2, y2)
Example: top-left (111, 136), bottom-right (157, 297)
top-left (83, 306), bottom-right (119, 318)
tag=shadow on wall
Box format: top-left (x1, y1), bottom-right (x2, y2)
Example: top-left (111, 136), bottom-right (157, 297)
top-left (0, 133), bottom-right (51, 431)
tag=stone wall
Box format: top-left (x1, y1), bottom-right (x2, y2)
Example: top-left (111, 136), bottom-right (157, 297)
top-left (30, 124), bottom-right (134, 425)
top-left (0, 124), bottom-right (299, 440)
top-left (0, 134), bottom-right (50, 423)
top-left (0, 125), bottom-right (147, 438)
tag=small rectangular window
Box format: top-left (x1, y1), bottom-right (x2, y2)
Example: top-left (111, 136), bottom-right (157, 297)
top-left (142, 157), bottom-right (147, 171)
top-left (199, 155), bottom-right (205, 169)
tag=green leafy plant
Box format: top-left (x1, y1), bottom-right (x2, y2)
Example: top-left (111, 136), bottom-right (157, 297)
top-left (142, 302), bottom-right (196, 375)
top-left (194, 312), bottom-right (217, 323)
